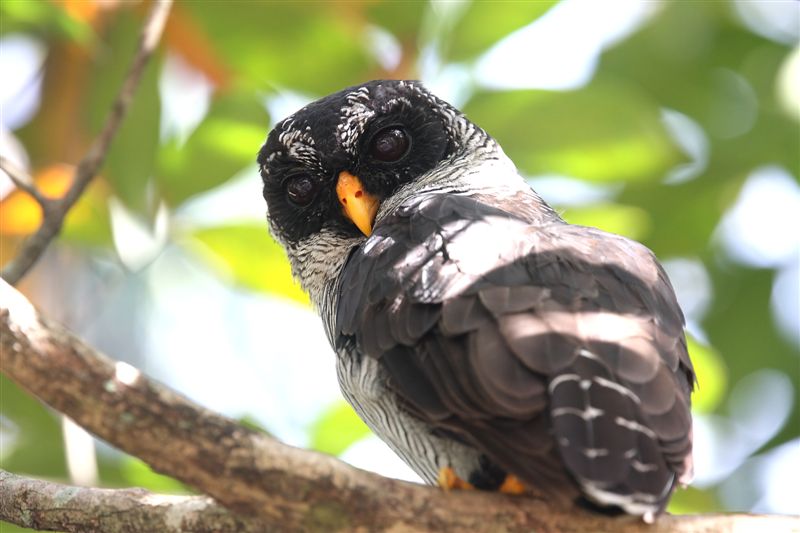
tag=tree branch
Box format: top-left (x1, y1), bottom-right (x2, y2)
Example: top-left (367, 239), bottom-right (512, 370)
top-left (0, 470), bottom-right (267, 533)
top-left (1, 280), bottom-right (796, 532)
top-left (0, 156), bottom-right (48, 205)
top-left (0, 0), bottom-right (173, 286)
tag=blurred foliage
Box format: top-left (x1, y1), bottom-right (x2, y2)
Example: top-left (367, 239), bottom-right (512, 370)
top-left (561, 203), bottom-right (651, 241)
top-left (466, 81), bottom-right (685, 182)
top-left (0, 0), bottom-right (797, 523)
top-left (157, 92), bottom-right (269, 206)
top-left (309, 400), bottom-right (371, 457)
top-left (0, 375), bottom-right (66, 477)
top-left (86, 9), bottom-right (162, 213)
top-left (443, 1), bottom-right (557, 61)
top-left (183, 223), bottom-right (308, 304)
top-left (117, 456), bottom-right (189, 494)
top-left (686, 336), bottom-right (727, 415)
top-left (0, 164), bottom-right (111, 245)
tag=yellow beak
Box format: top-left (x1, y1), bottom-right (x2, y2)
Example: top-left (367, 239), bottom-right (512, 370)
top-left (336, 171), bottom-right (380, 237)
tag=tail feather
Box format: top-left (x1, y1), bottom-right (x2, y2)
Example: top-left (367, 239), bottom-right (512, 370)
top-left (549, 348), bottom-right (676, 515)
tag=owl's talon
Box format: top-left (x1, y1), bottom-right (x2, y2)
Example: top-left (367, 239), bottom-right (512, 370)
top-left (437, 466), bottom-right (474, 491)
top-left (499, 473), bottom-right (527, 495)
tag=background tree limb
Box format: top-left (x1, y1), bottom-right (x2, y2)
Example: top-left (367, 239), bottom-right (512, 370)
top-left (0, 0), bottom-right (172, 285)
top-left (2, 279), bottom-right (797, 533)
top-left (0, 470), bottom-right (266, 533)
top-left (0, 157), bottom-right (46, 205)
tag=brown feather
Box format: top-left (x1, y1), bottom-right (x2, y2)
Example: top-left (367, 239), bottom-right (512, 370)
top-left (335, 193), bottom-right (694, 512)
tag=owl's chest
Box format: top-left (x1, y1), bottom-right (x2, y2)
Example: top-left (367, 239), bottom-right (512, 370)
top-left (333, 343), bottom-right (483, 486)
top-left (321, 269), bottom-right (483, 485)
top-left (334, 347), bottom-right (440, 484)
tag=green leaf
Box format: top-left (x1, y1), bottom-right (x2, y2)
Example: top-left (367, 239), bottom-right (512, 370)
top-left (667, 485), bottom-right (720, 514)
top-left (444, 0), bottom-right (557, 62)
top-left (0, 522), bottom-right (40, 533)
top-left (183, 2), bottom-right (372, 94)
top-left (561, 203), bottom-right (651, 241)
top-left (157, 91), bottom-right (269, 207)
top-left (0, 0), bottom-right (94, 43)
top-left (182, 223), bottom-right (308, 304)
top-left (237, 415), bottom-right (273, 437)
top-left (119, 456), bottom-right (188, 494)
top-left (83, 10), bottom-right (162, 214)
top-left (366, 2), bottom-right (429, 43)
top-left (702, 264), bottom-right (800, 447)
top-left (600, 1), bottom-right (799, 177)
top-left (617, 175), bottom-right (739, 259)
top-left (0, 375), bottom-right (66, 478)
top-left (309, 400), bottom-right (371, 457)
top-left (464, 81), bottom-right (684, 183)
top-left (687, 335), bottom-right (727, 414)
top-left (60, 180), bottom-right (113, 246)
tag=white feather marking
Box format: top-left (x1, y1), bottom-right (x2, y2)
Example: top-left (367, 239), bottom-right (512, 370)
top-left (614, 416), bottom-right (657, 439)
top-left (578, 348), bottom-right (600, 360)
top-left (548, 373), bottom-right (581, 394)
top-left (580, 481), bottom-right (669, 517)
top-left (582, 447), bottom-right (609, 459)
top-left (593, 376), bottom-right (641, 404)
top-left (552, 406), bottom-right (604, 420)
top-left (631, 460), bottom-right (658, 473)
top-left (338, 87), bottom-right (375, 156)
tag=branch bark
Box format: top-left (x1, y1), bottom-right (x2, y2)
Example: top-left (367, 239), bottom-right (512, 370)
top-left (0, 0), bottom-right (173, 286)
top-left (1, 280), bottom-right (797, 532)
top-left (0, 470), bottom-right (266, 533)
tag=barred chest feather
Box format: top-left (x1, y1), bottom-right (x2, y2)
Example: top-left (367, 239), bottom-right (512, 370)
top-left (322, 282), bottom-right (484, 486)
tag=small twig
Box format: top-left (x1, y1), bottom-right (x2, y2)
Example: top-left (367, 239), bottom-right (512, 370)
top-left (0, 0), bottom-right (173, 285)
top-left (0, 470), bottom-right (266, 533)
top-left (0, 156), bottom-right (48, 205)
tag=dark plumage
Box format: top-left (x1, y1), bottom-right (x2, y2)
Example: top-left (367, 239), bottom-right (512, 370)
top-left (258, 80), bottom-right (695, 520)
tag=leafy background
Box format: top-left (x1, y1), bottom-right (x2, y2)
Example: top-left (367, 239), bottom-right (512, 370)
top-left (1, 0), bottom-right (798, 528)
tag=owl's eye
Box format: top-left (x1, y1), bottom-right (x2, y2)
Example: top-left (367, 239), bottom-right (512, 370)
top-left (369, 127), bottom-right (410, 162)
top-left (285, 174), bottom-right (318, 206)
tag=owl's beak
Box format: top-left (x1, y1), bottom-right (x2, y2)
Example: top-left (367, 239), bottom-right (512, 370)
top-left (336, 171), bottom-right (380, 237)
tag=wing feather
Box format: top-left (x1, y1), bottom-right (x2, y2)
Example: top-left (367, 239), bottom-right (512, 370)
top-left (335, 193), bottom-right (694, 513)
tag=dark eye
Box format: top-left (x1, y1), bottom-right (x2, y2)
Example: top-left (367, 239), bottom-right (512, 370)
top-left (369, 127), bottom-right (410, 162)
top-left (285, 174), bottom-right (318, 206)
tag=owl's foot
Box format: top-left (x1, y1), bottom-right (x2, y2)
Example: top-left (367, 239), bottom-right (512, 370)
top-left (438, 467), bottom-right (528, 494)
top-left (437, 466), bottom-right (474, 491)
top-left (498, 473), bottom-right (527, 495)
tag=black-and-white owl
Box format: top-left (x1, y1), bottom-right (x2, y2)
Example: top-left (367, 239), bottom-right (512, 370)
top-left (257, 80), bottom-right (694, 521)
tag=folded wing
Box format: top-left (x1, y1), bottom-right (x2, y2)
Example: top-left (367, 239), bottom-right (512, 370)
top-left (335, 194), bottom-right (694, 514)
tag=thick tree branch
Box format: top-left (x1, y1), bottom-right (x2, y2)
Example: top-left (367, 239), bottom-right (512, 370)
top-left (0, 470), bottom-right (266, 533)
top-left (0, 0), bottom-right (173, 286)
top-left (1, 280), bottom-right (797, 532)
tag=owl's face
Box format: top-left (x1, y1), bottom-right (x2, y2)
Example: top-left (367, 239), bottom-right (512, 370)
top-left (258, 80), bottom-right (488, 248)
top-left (257, 80), bottom-right (504, 306)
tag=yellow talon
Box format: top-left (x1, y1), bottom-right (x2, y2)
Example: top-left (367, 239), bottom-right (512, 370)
top-left (499, 473), bottom-right (527, 495)
top-left (437, 466), bottom-right (474, 491)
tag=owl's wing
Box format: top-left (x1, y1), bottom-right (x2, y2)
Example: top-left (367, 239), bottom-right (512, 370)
top-left (335, 193), bottom-right (695, 515)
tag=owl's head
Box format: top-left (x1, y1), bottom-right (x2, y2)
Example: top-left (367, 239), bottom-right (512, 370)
top-left (256, 80), bottom-right (514, 306)
top-left (258, 80), bottom-right (495, 247)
